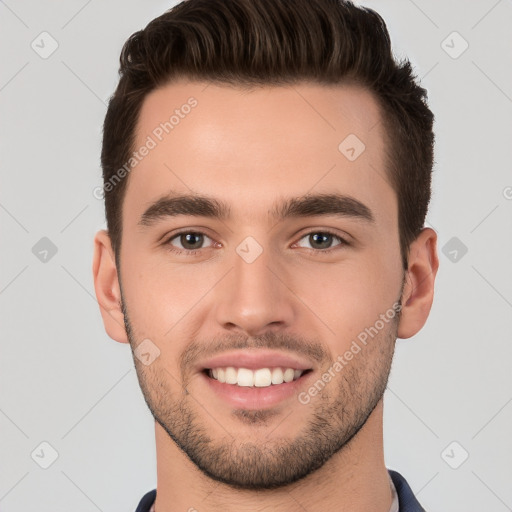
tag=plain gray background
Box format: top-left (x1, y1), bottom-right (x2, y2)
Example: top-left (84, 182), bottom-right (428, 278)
top-left (1, 1), bottom-right (511, 511)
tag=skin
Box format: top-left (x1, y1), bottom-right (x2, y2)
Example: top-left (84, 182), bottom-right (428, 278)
top-left (93, 81), bottom-right (438, 512)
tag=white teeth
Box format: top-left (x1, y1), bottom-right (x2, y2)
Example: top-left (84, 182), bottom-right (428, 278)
top-left (237, 368), bottom-right (254, 387)
top-left (271, 367), bottom-right (284, 384)
top-left (208, 367), bottom-right (305, 387)
top-left (225, 366), bottom-right (237, 384)
top-left (254, 368), bottom-right (272, 387)
top-left (283, 368), bottom-right (295, 382)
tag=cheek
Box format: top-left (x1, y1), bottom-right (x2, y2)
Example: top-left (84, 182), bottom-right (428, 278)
top-left (120, 249), bottom-right (218, 337)
top-left (293, 251), bottom-right (402, 349)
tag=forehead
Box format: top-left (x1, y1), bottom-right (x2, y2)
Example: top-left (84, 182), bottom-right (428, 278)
top-left (126, 80), bottom-right (396, 228)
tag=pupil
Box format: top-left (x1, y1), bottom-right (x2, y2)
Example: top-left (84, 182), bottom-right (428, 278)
top-left (311, 233), bottom-right (331, 249)
top-left (182, 233), bottom-right (202, 249)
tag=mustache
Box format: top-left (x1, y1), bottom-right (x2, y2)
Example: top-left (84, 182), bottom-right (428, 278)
top-left (179, 331), bottom-right (328, 376)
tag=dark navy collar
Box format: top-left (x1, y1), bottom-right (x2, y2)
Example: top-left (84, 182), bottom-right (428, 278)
top-left (134, 488), bottom-right (156, 512)
top-left (389, 470), bottom-right (427, 511)
top-left (135, 470), bottom-right (426, 511)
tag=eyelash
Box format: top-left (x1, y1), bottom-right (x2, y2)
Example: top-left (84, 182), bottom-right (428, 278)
top-left (162, 229), bottom-right (350, 256)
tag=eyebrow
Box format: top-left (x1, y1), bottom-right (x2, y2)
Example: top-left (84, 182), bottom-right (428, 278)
top-left (138, 192), bottom-right (375, 227)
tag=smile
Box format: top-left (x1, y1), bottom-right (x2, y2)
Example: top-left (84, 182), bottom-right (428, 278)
top-left (205, 366), bottom-right (312, 387)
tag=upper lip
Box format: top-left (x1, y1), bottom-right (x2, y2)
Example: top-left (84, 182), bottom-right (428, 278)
top-left (197, 349), bottom-right (315, 372)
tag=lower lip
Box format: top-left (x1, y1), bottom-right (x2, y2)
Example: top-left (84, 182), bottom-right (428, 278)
top-left (201, 371), bottom-right (313, 410)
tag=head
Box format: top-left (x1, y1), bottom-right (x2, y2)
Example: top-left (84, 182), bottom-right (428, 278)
top-left (94, 0), bottom-right (438, 490)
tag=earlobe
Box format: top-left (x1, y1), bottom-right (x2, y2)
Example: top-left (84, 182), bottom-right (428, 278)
top-left (397, 227), bottom-right (439, 339)
top-left (92, 229), bottom-right (129, 344)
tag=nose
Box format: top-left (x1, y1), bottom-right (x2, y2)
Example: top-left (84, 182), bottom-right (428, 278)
top-left (212, 240), bottom-right (296, 337)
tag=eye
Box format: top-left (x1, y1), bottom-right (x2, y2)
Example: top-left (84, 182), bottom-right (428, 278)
top-left (164, 231), bottom-right (215, 254)
top-left (295, 230), bottom-right (349, 253)
top-left (162, 229), bottom-right (349, 256)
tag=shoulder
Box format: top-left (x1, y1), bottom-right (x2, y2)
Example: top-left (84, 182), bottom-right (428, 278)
top-left (134, 489), bottom-right (156, 512)
top-left (388, 470), bottom-right (427, 512)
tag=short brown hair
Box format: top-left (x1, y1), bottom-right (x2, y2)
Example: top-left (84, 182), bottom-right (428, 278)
top-left (101, 0), bottom-right (434, 269)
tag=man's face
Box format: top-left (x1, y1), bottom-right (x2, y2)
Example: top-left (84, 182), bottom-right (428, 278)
top-left (118, 81), bottom-right (405, 488)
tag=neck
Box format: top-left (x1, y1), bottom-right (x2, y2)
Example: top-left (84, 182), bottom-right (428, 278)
top-left (153, 400), bottom-right (391, 512)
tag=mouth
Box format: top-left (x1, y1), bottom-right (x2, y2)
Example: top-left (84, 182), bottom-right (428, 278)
top-left (196, 349), bottom-right (317, 409)
top-left (203, 366), bottom-right (313, 388)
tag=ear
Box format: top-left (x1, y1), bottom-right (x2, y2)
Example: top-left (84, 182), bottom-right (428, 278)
top-left (397, 227), bottom-right (439, 339)
top-left (92, 229), bottom-right (129, 343)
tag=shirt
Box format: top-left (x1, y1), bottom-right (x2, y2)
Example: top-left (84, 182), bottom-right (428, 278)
top-left (134, 469), bottom-right (425, 512)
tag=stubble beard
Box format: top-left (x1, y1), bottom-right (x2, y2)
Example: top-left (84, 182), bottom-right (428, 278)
top-left (121, 296), bottom-right (399, 490)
